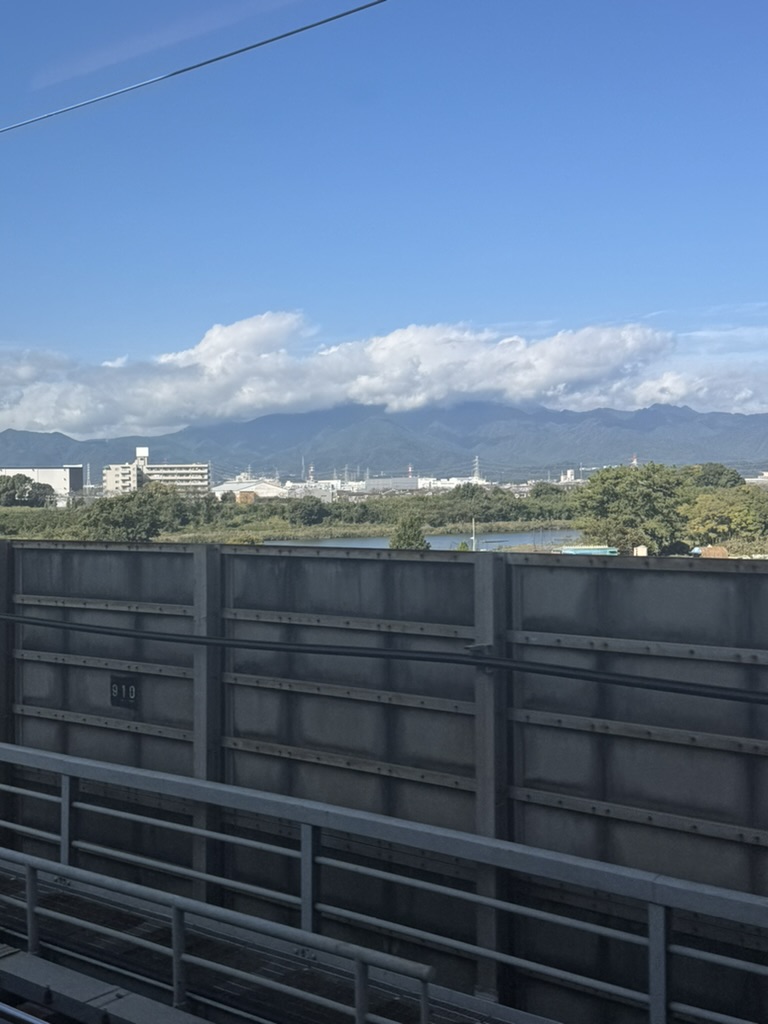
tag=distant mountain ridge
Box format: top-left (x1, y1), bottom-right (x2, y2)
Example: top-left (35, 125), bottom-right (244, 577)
top-left (0, 403), bottom-right (766, 483)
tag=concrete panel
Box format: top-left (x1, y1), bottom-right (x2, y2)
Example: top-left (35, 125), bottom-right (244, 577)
top-left (17, 545), bottom-right (194, 604)
top-left (226, 749), bottom-right (293, 794)
top-left (16, 717), bottom-right (65, 752)
top-left (606, 652), bottom-right (757, 735)
top-left (17, 662), bottom-right (64, 707)
top-left (138, 736), bottom-right (192, 775)
top-left (292, 694), bottom-right (389, 758)
top-left (390, 779), bottom-right (475, 831)
top-left (606, 736), bottom-right (750, 822)
top-left (516, 647), bottom-right (604, 717)
top-left (290, 762), bottom-right (389, 813)
top-left (607, 821), bottom-right (752, 890)
top-left (63, 724), bottom-right (141, 764)
top-left (391, 706), bottom-right (474, 773)
top-left (517, 805), bottom-right (606, 861)
top-left (522, 725), bottom-right (602, 794)
top-left (276, 624), bottom-right (392, 691)
top-left (227, 550), bottom-right (474, 626)
top-left (228, 685), bottom-right (288, 740)
top-left (512, 557), bottom-right (749, 645)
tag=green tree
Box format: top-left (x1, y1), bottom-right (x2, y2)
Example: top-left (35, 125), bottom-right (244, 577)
top-left (287, 495), bottom-right (330, 526)
top-left (685, 463), bottom-right (745, 489)
top-left (389, 512), bottom-right (431, 550)
top-left (74, 484), bottom-right (197, 542)
top-left (0, 474), bottom-right (56, 507)
top-left (684, 486), bottom-right (768, 545)
top-left (528, 481), bottom-right (561, 498)
top-left (577, 464), bottom-right (687, 554)
top-left (525, 482), bottom-right (576, 522)
top-left (25, 482), bottom-right (56, 507)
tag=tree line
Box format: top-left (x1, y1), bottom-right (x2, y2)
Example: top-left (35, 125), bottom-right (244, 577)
top-left (0, 462), bottom-right (764, 552)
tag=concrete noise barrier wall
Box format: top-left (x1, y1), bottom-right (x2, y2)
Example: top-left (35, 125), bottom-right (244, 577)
top-left (2, 541), bottom-right (768, 1021)
top-left (3, 541), bottom-right (768, 892)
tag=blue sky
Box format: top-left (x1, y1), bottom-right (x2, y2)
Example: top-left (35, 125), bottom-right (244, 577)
top-left (1, 0), bottom-right (767, 437)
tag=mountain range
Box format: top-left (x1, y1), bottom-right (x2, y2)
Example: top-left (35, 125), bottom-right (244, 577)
top-left (1, 403), bottom-right (767, 484)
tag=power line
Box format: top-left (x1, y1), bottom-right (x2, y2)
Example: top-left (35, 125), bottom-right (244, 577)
top-left (0, 0), bottom-right (389, 136)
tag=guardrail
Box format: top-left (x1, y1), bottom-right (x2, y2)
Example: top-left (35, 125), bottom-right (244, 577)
top-left (0, 743), bottom-right (766, 1023)
top-left (0, 847), bottom-right (433, 1024)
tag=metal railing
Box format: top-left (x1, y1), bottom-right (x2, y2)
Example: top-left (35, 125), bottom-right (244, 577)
top-left (0, 743), bottom-right (766, 1024)
top-left (0, 847), bottom-right (433, 1024)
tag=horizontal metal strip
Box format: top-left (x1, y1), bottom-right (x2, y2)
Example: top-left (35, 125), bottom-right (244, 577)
top-left (222, 736), bottom-right (476, 791)
top-left (14, 594), bottom-right (193, 617)
top-left (315, 903), bottom-right (648, 1006)
top-left (668, 1001), bottom-right (758, 1024)
top-left (15, 540), bottom-right (197, 553)
top-left (13, 704), bottom-right (192, 741)
top-left (14, 649), bottom-right (194, 679)
top-left (0, 782), bottom-right (59, 802)
top-left (509, 630), bottom-right (768, 667)
top-left (181, 952), bottom-right (354, 1018)
top-left (36, 906), bottom-right (172, 956)
top-left (513, 553), bottom-right (768, 575)
top-left (0, 821), bottom-right (58, 843)
top-left (223, 671), bottom-right (474, 715)
top-left (72, 840), bottom-right (301, 906)
top-left (511, 788), bottom-right (768, 847)
top-left (72, 802), bottom-right (301, 859)
top-left (509, 709), bottom-right (768, 757)
top-left (220, 544), bottom-right (468, 562)
top-left (223, 607), bottom-right (474, 639)
top-left (316, 855), bottom-right (647, 946)
top-left (30, 940), bottom-right (176, 996)
top-left (668, 941), bottom-right (768, 978)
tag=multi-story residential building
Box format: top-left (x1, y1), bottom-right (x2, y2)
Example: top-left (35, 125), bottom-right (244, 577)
top-left (102, 447), bottom-right (210, 495)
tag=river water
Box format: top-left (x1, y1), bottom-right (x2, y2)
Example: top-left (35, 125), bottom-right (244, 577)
top-left (267, 528), bottom-right (581, 551)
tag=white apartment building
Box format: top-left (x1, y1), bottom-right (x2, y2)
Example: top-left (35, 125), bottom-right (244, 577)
top-left (103, 447), bottom-right (210, 495)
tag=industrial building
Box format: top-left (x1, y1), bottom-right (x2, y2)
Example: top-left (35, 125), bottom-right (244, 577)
top-left (102, 446), bottom-right (210, 494)
top-left (211, 474), bottom-right (288, 500)
top-left (0, 544), bottom-right (765, 1024)
top-left (0, 464), bottom-right (83, 504)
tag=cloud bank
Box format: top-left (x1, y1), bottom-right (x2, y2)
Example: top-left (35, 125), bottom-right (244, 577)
top-left (1, 312), bottom-right (767, 438)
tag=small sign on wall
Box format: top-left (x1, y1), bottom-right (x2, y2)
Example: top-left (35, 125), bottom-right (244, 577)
top-left (110, 674), bottom-right (138, 708)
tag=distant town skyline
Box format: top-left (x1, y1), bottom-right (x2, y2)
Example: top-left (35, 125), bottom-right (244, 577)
top-left (2, 1), bottom-right (767, 437)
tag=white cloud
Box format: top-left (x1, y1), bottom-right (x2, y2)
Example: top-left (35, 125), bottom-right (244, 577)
top-left (32, 0), bottom-right (298, 89)
top-left (0, 311), bottom-right (767, 438)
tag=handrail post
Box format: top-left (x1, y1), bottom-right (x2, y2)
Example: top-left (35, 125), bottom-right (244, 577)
top-left (300, 822), bottom-right (319, 933)
top-left (648, 903), bottom-right (668, 1024)
top-left (419, 978), bottom-right (431, 1024)
top-left (59, 774), bottom-right (77, 866)
top-left (192, 546), bottom-right (223, 905)
top-left (25, 864), bottom-right (39, 955)
top-left (172, 906), bottom-right (187, 1008)
top-left (354, 959), bottom-right (369, 1024)
top-left (472, 553), bottom-right (508, 1001)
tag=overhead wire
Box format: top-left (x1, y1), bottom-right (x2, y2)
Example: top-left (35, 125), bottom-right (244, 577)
top-left (0, 0), bottom-right (389, 136)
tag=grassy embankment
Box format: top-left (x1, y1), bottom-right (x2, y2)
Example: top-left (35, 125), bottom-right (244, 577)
top-left (0, 507), bottom-right (574, 546)
top-left (155, 517), bottom-right (575, 545)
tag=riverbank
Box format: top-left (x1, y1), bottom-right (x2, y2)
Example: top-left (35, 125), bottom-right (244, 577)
top-left (159, 519), bottom-right (579, 546)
